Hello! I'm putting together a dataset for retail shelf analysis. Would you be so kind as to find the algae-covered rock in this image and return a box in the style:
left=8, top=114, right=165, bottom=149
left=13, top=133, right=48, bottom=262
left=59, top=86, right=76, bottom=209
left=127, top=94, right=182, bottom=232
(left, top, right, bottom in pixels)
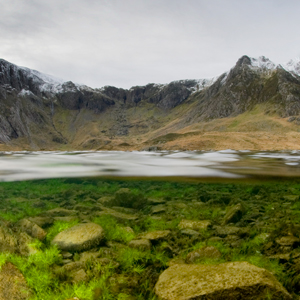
left=111, top=188, right=148, bottom=209
left=139, top=230, right=171, bottom=241
left=276, top=235, right=300, bottom=247
left=214, top=225, right=249, bottom=237
left=71, top=269, right=88, bottom=283
left=151, top=205, right=166, bottom=214
left=180, top=229, right=200, bottom=236
left=44, top=208, right=77, bottom=217
left=96, top=208, right=138, bottom=221
left=51, top=223, right=104, bottom=252
left=185, top=246, right=221, bottom=263
left=222, top=203, right=245, bottom=225
left=17, top=219, right=47, bottom=241
left=128, top=239, right=151, bottom=250
left=178, top=220, right=211, bottom=231
left=0, top=226, right=18, bottom=253
left=154, top=262, right=292, bottom=300
left=0, top=263, right=33, bottom=300
left=28, top=216, right=54, bottom=228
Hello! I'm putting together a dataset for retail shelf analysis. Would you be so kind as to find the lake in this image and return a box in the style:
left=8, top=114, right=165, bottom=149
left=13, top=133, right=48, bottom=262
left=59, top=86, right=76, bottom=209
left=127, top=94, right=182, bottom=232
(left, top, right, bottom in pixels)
left=0, top=150, right=299, bottom=299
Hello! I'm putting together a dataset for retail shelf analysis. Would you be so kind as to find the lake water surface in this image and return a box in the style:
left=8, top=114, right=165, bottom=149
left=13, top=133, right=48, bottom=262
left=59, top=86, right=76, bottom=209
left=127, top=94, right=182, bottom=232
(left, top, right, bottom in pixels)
left=1, top=150, right=300, bottom=181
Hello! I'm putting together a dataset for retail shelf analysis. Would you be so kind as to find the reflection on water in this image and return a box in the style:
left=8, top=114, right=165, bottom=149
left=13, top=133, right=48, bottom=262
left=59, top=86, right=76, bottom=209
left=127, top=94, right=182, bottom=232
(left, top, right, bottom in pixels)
left=0, top=150, right=300, bottom=181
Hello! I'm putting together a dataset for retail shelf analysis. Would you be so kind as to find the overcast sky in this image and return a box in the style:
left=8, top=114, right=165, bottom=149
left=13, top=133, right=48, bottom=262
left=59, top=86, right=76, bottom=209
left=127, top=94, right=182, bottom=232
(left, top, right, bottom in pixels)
left=1, top=0, right=299, bottom=88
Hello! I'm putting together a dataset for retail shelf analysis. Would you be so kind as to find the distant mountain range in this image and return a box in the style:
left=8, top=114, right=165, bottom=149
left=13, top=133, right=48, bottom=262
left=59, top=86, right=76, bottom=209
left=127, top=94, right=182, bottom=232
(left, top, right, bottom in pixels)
left=1, top=55, right=300, bottom=151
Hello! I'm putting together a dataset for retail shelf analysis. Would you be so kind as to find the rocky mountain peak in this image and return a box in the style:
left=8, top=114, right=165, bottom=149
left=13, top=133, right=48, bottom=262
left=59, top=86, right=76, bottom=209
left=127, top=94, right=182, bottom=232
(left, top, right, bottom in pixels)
left=282, top=58, right=300, bottom=77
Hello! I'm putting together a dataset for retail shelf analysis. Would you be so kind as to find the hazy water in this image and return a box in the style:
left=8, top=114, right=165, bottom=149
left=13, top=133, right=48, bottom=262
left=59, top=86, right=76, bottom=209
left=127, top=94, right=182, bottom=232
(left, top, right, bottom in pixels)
left=0, top=150, right=300, bottom=182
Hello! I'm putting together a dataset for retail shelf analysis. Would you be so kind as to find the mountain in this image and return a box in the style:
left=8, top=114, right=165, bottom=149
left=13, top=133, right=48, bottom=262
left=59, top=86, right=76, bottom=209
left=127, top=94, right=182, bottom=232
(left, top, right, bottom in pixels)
left=1, top=56, right=300, bottom=151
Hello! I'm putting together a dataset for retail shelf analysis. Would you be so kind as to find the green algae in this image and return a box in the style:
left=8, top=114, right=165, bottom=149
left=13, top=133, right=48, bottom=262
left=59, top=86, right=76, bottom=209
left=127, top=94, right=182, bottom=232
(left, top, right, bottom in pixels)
left=0, top=178, right=300, bottom=299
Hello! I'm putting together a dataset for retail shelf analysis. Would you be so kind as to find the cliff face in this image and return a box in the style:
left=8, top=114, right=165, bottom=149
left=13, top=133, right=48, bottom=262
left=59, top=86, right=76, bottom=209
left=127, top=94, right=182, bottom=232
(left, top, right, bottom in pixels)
left=0, top=56, right=300, bottom=150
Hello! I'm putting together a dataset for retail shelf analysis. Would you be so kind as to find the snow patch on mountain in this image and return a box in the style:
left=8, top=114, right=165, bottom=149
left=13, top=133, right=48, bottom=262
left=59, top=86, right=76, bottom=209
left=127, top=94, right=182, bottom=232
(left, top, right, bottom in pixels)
left=18, top=89, right=35, bottom=97
left=249, top=56, right=276, bottom=70
left=282, top=58, right=300, bottom=77
left=19, top=67, right=65, bottom=85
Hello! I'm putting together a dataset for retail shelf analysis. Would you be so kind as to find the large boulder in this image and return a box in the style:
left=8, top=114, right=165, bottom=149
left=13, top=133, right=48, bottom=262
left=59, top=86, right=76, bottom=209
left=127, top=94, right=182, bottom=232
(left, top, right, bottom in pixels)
left=0, top=263, right=32, bottom=300
left=51, top=223, right=104, bottom=252
left=154, top=262, right=292, bottom=300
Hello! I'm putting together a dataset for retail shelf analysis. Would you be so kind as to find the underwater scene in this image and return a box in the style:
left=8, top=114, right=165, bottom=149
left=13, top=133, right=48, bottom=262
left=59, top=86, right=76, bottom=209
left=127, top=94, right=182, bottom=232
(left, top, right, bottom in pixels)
left=1, top=151, right=300, bottom=299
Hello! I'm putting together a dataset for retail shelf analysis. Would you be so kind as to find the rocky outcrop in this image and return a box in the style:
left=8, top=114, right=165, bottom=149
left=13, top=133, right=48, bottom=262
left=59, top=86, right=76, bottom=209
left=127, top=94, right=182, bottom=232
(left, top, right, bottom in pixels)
left=154, top=262, right=292, bottom=300
left=1, top=55, right=300, bottom=149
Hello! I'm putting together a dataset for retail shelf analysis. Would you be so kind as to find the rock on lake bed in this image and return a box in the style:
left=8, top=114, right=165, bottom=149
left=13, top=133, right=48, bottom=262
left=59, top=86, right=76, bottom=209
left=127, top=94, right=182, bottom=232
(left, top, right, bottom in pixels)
left=154, top=262, right=292, bottom=300
left=51, top=223, right=105, bottom=252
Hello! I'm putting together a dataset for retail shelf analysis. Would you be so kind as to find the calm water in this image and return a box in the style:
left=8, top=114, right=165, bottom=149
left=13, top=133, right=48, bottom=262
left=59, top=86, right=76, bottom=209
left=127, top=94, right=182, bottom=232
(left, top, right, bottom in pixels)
left=0, top=150, right=300, bottom=181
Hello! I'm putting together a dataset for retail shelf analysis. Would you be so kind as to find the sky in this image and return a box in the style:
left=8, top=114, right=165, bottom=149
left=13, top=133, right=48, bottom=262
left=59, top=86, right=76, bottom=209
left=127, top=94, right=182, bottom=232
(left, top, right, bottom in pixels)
left=1, top=0, right=300, bottom=89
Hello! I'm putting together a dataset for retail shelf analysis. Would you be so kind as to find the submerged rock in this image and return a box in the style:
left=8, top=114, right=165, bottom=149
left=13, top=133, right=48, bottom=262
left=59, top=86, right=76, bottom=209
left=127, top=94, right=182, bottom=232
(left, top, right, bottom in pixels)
left=17, top=219, right=47, bottom=241
left=0, top=226, right=18, bottom=253
left=185, top=246, right=221, bottom=263
left=0, top=263, right=32, bottom=300
left=178, top=220, right=211, bottom=231
left=51, top=223, right=104, bottom=252
left=128, top=239, right=151, bottom=250
left=276, top=236, right=300, bottom=247
left=138, top=230, right=171, bottom=241
left=154, top=262, right=292, bottom=300
left=214, top=225, right=249, bottom=238
left=222, top=203, right=245, bottom=225
left=28, top=216, right=54, bottom=228
left=44, top=208, right=77, bottom=217
left=96, top=210, right=138, bottom=221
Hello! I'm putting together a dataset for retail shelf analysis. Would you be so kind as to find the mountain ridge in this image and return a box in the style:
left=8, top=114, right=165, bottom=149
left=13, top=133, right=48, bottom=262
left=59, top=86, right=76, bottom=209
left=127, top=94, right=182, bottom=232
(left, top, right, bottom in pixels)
left=1, top=55, right=300, bottom=151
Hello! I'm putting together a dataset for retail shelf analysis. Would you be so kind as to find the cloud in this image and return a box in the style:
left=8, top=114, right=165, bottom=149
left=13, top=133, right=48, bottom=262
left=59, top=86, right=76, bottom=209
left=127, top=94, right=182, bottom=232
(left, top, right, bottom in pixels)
left=0, top=0, right=300, bottom=88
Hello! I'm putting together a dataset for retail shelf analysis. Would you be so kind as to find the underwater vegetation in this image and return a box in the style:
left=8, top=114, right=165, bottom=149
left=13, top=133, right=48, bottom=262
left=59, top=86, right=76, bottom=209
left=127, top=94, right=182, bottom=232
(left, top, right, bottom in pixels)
left=0, top=178, right=300, bottom=299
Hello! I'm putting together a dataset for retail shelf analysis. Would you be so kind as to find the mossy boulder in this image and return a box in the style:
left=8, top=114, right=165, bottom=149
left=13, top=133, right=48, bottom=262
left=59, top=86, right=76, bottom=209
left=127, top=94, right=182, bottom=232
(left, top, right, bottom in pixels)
left=51, top=223, right=105, bottom=252
left=154, top=262, right=292, bottom=300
